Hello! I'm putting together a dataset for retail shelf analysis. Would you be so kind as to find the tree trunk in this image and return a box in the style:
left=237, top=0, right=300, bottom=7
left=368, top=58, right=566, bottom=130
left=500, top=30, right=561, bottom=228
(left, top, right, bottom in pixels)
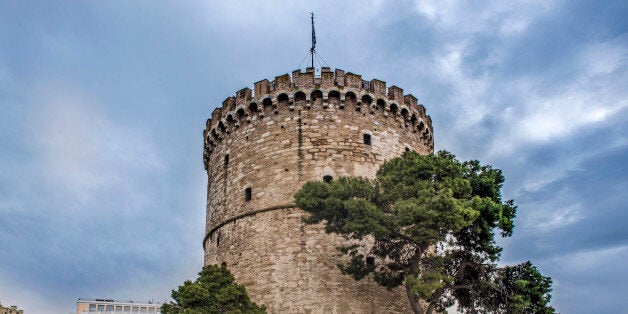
left=405, top=280, right=423, bottom=314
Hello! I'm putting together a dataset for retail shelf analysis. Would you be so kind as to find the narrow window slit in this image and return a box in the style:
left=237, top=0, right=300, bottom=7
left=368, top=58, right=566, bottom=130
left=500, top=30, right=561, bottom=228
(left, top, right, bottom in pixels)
left=245, top=187, right=252, bottom=201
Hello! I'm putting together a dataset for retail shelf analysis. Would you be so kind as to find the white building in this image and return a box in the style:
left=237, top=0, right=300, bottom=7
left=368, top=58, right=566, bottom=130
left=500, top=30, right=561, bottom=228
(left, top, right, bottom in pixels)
left=76, top=299, right=162, bottom=314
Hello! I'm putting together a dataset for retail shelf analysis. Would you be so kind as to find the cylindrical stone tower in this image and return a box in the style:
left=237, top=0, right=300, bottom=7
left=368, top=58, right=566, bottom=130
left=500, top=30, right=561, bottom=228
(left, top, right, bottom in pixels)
left=202, top=67, right=434, bottom=313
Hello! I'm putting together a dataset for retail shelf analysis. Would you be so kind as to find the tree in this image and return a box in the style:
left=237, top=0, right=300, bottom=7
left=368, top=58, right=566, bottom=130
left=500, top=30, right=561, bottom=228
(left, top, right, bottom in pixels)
left=294, top=150, right=554, bottom=313
left=161, top=264, right=266, bottom=314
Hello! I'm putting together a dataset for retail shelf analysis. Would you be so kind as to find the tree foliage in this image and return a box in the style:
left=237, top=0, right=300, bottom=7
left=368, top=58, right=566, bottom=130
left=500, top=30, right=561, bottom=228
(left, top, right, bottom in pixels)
left=294, top=150, right=554, bottom=314
left=161, top=264, right=266, bottom=314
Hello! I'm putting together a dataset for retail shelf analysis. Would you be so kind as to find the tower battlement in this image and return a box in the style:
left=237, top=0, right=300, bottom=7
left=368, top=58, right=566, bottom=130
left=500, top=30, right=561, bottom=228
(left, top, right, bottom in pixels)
left=203, top=68, right=433, bottom=170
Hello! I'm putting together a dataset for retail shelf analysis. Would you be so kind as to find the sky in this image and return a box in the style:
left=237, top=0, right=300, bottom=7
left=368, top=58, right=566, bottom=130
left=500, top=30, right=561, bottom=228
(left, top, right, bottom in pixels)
left=0, top=1, right=626, bottom=313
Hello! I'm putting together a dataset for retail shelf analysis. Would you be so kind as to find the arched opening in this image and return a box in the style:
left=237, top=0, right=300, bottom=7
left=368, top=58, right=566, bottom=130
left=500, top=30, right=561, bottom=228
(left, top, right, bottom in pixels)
left=278, top=93, right=289, bottom=107
left=262, top=97, right=273, bottom=114
left=400, top=108, right=409, bottom=119
left=218, top=121, right=226, bottom=133
left=226, top=113, right=235, bottom=124
left=295, top=91, right=306, bottom=106
left=376, top=99, right=386, bottom=111
left=248, top=102, right=259, bottom=113
left=418, top=121, right=425, bottom=132
left=236, top=108, right=246, bottom=120
left=328, top=91, right=340, bottom=107
left=410, top=114, right=418, bottom=125
left=361, top=95, right=373, bottom=106
left=311, top=90, right=323, bottom=108
left=390, top=103, right=399, bottom=115
left=345, top=92, right=357, bottom=108
left=323, top=175, right=333, bottom=183
left=221, top=262, right=227, bottom=268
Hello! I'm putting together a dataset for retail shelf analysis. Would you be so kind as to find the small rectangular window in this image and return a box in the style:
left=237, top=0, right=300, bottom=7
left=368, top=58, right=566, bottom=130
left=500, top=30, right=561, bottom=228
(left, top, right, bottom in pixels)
left=363, top=133, right=372, bottom=145
left=89, top=304, right=96, bottom=311
left=224, top=154, right=229, bottom=166
left=245, top=187, right=252, bottom=201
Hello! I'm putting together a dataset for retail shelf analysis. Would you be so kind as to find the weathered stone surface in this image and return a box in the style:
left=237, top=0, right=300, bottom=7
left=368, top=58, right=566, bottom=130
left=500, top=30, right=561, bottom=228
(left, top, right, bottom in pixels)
left=202, top=69, right=434, bottom=313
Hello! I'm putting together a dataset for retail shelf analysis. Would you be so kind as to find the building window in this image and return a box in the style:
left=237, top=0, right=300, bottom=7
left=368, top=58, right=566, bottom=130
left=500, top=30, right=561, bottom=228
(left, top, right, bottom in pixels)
left=366, top=256, right=375, bottom=267
left=106, top=305, right=114, bottom=311
left=216, top=234, right=220, bottom=247
left=98, top=305, right=105, bottom=312
left=224, top=154, right=229, bottom=166
left=124, top=306, right=131, bottom=312
left=89, top=304, right=96, bottom=311
left=245, top=187, right=252, bottom=201
left=323, top=175, right=333, bottom=183
left=363, top=133, right=372, bottom=145
left=221, top=262, right=227, bottom=268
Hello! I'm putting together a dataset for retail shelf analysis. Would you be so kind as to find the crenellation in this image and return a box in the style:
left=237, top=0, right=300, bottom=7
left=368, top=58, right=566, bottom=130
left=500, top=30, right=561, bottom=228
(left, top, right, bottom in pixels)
left=320, top=68, right=334, bottom=88
left=294, top=70, right=315, bottom=90
left=211, top=107, right=222, bottom=124
left=344, top=72, right=362, bottom=89
left=388, top=85, right=403, bottom=101
left=404, top=94, right=417, bottom=107
left=254, top=79, right=271, bottom=97
left=236, top=88, right=252, bottom=106
left=223, top=96, right=236, bottom=112
left=370, top=79, right=386, bottom=96
left=273, top=74, right=292, bottom=91
left=334, top=69, right=345, bottom=86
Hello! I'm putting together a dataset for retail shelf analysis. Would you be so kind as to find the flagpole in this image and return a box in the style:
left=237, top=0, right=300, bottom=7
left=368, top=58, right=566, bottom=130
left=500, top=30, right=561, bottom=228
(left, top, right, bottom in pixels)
left=311, top=13, right=316, bottom=69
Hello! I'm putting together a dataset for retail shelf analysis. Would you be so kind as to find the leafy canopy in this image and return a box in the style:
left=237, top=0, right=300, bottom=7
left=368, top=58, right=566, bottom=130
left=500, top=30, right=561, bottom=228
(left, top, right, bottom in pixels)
left=161, top=264, right=266, bottom=314
left=295, top=150, right=554, bottom=314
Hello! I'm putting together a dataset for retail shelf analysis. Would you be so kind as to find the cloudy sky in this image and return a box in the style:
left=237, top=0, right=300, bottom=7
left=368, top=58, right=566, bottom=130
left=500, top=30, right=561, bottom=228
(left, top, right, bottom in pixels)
left=0, top=1, right=626, bottom=313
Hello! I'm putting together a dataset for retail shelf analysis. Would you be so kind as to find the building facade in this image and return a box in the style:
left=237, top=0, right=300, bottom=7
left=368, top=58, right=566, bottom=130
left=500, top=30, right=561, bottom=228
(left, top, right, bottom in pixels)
left=202, top=67, right=434, bottom=313
left=76, top=299, right=161, bottom=314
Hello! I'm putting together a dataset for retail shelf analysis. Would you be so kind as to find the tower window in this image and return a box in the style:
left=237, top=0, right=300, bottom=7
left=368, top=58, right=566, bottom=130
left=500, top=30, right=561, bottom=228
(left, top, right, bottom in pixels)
left=224, top=154, right=229, bottom=166
left=216, top=234, right=220, bottom=247
left=366, top=256, right=375, bottom=267
left=323, top=175, right=333, bottom=183
left=245, top=187, right=252, bottom=201
left=363, top=133, right=372, bottom=145
left=221, top=262, right=227, bottom=268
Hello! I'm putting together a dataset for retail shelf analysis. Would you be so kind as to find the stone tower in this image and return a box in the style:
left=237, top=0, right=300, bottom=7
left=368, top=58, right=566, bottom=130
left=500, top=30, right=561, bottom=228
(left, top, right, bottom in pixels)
left=202, top=67, right=434, bottom=313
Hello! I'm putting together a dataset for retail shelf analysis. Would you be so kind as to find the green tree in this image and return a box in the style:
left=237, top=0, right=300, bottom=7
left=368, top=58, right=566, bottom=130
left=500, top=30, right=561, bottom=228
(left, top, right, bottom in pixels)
left=161, top=264, right=266, bottom=314
left=294, top=150, right=554, bottom=314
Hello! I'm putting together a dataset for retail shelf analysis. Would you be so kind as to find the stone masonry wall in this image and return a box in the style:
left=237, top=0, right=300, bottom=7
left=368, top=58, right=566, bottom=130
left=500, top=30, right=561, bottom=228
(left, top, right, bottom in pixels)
left=202, top=68, right=434, bottom=313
